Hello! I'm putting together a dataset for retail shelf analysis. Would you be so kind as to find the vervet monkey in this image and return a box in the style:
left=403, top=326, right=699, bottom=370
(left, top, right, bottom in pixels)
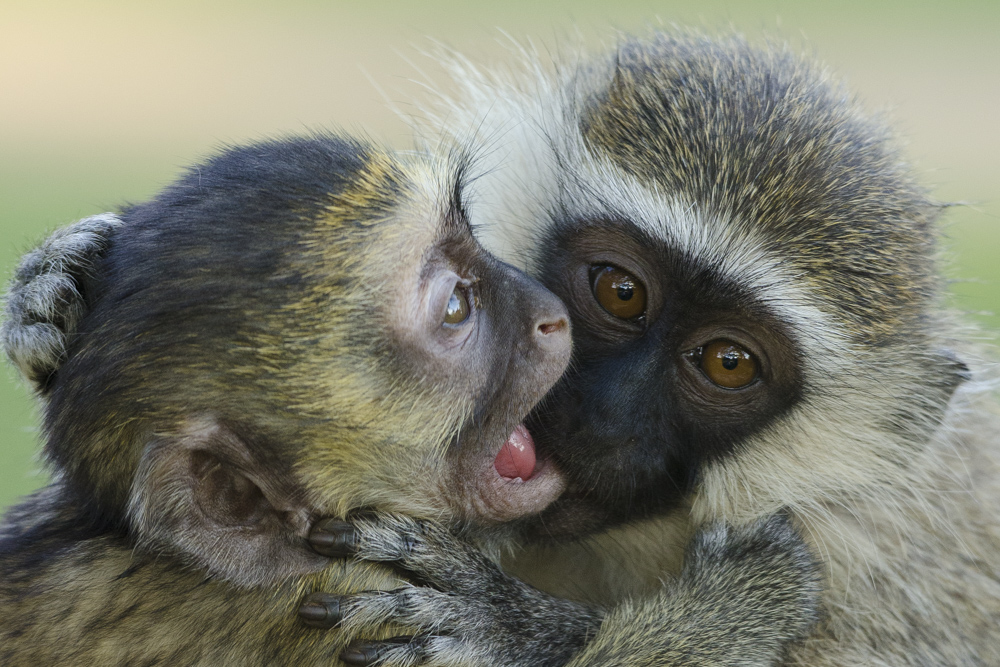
left=0, top=134, right=574, bottom=662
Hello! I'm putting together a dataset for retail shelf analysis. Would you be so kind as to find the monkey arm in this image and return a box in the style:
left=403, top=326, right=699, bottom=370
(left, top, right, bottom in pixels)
left=298, top=513, right=820, bottom=667
left=561, top=517, right=821, bottom=667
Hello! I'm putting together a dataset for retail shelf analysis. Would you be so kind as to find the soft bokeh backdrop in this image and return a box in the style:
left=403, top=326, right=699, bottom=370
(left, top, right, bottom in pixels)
left=2, top=0, right=998, bottom=510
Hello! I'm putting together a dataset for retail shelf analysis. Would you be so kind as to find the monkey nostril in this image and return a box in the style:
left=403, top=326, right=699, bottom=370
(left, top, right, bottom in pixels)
left=538, top=318, right=568, bottom=336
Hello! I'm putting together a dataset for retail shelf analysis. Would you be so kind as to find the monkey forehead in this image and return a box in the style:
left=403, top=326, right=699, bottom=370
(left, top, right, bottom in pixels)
left=570, top=36, right=939, bottom=345
left=287, top=148, right=477, bottom=381
left=303, top=150, right=470, bottom=277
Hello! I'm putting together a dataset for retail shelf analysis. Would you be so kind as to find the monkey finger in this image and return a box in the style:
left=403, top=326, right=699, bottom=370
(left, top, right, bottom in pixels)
left=309, top=512, right=498, bottom=595
left=300, top=587, right=477, bottom=636
left=309, top=514, right=422, bottom=564
left=298, top=592, right=346, bottom=629
left=308, top=518, right=359, bottom=558
left=348, top=513, right=496, bottom=589
left=299, top=589, right=403, bottom=632
left=341, top=636, right=427, bottom=667
left=340, top=635, right=446, bottom=667
left=342, top=635, right=467, bottom=667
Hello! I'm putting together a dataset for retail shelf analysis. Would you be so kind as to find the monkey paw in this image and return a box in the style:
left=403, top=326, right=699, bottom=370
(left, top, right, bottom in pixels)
left=681, top=513, right=823, bottom=646
left=298, top=512, right=603, bottom=667
left=1, top=212, right=122, bottom=390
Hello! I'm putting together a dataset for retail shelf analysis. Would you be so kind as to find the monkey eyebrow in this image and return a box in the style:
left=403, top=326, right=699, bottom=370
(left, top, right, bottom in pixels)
left=442, top=159, right=473, bottom=235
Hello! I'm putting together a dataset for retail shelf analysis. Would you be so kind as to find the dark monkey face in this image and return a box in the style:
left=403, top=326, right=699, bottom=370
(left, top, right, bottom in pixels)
left=523, top=220, right=802, bottom=537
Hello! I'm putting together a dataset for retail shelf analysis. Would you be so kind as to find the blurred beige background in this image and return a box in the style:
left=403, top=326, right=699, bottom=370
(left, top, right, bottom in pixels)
left=2, top=0, right=998, bottom=510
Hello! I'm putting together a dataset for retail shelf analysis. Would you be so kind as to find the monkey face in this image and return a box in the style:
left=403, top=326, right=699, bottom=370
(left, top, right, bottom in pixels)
left=364, top=199, right=572, bottom=526
left=522, top=218, right=802, bottom=536
left=276, top=146, right=572, bottom=531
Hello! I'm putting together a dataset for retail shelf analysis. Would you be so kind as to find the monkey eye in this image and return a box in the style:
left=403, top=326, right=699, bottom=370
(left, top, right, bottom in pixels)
left=691, top=340, right=759, bottom=389
left=590, top=265, right=646, bottom=320
left=443, top=285, right=472, bottom=325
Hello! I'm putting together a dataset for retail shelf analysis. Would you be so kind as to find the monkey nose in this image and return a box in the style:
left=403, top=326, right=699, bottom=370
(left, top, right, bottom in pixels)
left=532, top=290, right=570, bottom=341
left=537, top=315, right=568, bottom=337
left=530, top=292, right=571, bottom=379
left=537, top=315, right=568, bottom=336
left=534, top=309, right=571, bottom=359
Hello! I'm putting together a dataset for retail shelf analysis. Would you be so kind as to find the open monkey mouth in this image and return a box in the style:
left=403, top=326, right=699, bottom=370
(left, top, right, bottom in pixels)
left=462, top=422, right=565, bottom=523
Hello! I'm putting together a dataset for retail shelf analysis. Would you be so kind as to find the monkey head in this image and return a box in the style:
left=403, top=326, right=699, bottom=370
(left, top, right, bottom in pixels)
left=3, top=135, right=570, bottom=585
left=425, top=33, right=969, bottom=538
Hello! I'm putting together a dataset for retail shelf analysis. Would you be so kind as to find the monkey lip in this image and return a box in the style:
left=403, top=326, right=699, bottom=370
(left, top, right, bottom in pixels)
left=465, top=424, right=565, bottom=523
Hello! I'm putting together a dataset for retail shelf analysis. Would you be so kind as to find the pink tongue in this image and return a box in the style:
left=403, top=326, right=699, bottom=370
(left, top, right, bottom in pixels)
left=494, top=424, right=537, bottom=481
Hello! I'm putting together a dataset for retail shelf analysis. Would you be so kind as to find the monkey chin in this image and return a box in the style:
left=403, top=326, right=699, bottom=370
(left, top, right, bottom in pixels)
left=456, top=424, right=566, bottom=524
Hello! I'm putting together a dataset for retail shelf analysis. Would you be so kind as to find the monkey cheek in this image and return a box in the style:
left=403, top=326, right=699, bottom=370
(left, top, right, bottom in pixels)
left=460, top=457, right=566, bottom=523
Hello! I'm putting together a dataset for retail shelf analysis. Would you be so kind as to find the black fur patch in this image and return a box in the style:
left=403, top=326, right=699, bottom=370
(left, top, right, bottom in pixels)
left=524, top=216, right=802, bottom=536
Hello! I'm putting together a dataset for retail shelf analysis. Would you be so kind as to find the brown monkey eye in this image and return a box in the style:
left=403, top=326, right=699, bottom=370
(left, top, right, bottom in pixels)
left=590, top=265, right=647, bottom=320
left=443, top=286, right=471, bottom=325
left=698, top=340, right=758, bottom=389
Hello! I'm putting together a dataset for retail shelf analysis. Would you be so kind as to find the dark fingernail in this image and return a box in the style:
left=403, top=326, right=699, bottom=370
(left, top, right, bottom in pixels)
left=298, top=593, right=343, bottom=628
left=341, top=637, right=417, bottom=666
left=340, top=642, right=380, bottom=666
left=309, top=518, right=358, bottom=558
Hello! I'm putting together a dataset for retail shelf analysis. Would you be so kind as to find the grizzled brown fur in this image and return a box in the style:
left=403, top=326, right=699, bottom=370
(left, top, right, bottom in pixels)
left=580, top=35, right=938, bottom=344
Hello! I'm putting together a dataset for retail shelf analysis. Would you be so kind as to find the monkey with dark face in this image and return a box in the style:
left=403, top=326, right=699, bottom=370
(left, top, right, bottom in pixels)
left=0, top=134, right=582, bottom=662
left=1, top=131, right=820, bottom=665
left=286, top=32, right=1000, bottom=666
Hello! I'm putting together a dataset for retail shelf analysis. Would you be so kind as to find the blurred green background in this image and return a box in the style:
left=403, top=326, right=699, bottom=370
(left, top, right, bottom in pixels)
left=2, top=0, right=998, bottom=511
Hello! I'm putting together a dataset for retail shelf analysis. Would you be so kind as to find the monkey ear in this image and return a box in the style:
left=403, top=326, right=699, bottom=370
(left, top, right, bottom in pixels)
left=128, top=417, right=327, bottom=587
left=2, top=213, right=122, bottom=393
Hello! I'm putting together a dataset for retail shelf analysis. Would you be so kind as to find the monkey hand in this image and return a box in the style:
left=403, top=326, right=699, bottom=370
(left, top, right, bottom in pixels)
left=562, top=513, right=823, bottom=667
left=298, top=512, right=604, bottom=667
left=2, top=212, right=122, bottom=390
